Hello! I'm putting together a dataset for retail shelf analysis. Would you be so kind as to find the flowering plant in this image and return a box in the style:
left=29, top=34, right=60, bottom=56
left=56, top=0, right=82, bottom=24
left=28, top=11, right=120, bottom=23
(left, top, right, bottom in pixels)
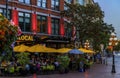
left=0, top=13, right=18, bottom=41
left=0, top=13, right=18, bottom=61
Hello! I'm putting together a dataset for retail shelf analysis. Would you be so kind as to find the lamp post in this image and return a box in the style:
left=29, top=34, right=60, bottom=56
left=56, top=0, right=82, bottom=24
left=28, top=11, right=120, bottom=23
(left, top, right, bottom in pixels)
left=6, top=0, right=8, bottom=19
left=109, top=32, right=118, bottom=73
left=84, top=40, right=90, bottom=49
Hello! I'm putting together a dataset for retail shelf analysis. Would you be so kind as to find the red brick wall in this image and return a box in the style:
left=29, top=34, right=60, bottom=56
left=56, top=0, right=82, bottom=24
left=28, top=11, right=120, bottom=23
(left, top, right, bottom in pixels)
left=0, top=0, right=67, bottom=35
left=0, top=0, right=64, bottom=16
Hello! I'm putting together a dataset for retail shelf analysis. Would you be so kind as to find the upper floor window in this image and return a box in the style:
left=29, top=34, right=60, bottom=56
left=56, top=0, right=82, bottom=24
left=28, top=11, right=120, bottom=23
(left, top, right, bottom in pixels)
left=64, top=22, right=72, bottom=37
left=37, top=15, right=47, bottom=33
left=51, top=0, right=60, bottom=11
left=18, top=12, right=31, bottom=32
left=0, top=8, right=11, bottom=20
left=64, top=0, right=72, bottom=10
left=51, top=18, right=59, bottom=35
left=37, top=0, right=47, bottom=8
left=18, top=0, right=30, bottom=4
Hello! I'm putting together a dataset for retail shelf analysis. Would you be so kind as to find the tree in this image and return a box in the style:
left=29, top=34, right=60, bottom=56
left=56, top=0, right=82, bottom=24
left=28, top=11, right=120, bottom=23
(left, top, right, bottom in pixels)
left=61, top=2, right=114, bottom=51
left=0, top=13, right=18, bottom=61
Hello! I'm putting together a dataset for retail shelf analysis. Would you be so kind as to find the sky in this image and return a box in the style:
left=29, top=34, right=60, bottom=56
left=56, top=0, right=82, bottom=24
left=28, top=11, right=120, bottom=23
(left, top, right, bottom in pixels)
left=94, top=0, right=120, bottom=39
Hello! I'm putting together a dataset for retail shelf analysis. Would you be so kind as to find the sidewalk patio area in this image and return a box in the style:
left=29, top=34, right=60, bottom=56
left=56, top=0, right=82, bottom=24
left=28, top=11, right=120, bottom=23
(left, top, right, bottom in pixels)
left=1, top=56, right=120, bottom=78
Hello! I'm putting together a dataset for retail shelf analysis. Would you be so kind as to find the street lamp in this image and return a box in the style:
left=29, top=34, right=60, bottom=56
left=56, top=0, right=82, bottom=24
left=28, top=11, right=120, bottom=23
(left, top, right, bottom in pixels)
left=109, top=32, right=118, bottom=73
left=84, top=40, right=90, bottom=49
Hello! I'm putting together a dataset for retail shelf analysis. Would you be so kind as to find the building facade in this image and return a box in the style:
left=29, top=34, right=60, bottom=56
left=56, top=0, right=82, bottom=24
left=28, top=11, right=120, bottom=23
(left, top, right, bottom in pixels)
left=0, top=0, right=94, bottom=48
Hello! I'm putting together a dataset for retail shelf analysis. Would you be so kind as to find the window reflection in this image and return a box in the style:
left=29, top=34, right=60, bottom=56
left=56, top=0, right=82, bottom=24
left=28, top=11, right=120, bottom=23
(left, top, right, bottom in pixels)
left=0, top=8, right=11, bottom=20
left=64, top=22, right=72, bottom=37
left=51, top=18, right=59, bottom=35
left=37, top=15, right=47, bottom=33
left=18, top=0, right=30, bottom=4
left=37, top=0, right=47, bottom=8
left=51, top=0, right=60, bottom=11
left=18, top=12, right=31, bottom=32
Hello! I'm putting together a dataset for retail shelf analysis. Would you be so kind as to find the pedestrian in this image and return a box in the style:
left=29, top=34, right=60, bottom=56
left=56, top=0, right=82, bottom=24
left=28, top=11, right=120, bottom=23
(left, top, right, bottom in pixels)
left=101, top=56, right=104, bottom=64
left=79, top=61, right=84, bottom=72
left=96, top=53, right=101, bottom=64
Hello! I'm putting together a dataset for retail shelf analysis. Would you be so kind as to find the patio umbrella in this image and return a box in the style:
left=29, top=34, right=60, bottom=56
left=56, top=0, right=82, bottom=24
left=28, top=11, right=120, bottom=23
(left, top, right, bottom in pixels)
left=14, top=44, right=29, bottom=52
left=68, top=49, right=84, bottom=54
left=27, top=44, right=46, bottom=52
left=79, top=48, right=95, bottom=54
left=44, top=47, right=57, bottom=53
left=57, top=48, right=72, bottom=53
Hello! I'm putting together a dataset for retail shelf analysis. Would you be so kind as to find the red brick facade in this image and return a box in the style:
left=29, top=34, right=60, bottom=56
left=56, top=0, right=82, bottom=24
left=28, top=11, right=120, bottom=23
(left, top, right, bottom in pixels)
left=0, top=0, right=72, bottom=47
left=0, top=0, right=65, bottom=36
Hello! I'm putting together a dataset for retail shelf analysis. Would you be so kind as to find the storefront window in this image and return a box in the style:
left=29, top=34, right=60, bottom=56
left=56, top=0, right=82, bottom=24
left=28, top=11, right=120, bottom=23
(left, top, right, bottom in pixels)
left=37, top=0, right=47, bottom=8
left=37, top=15, right=47, bottom=33
left=19, top=12, right=31, bottom=32
left=51, top=18, right=59, bottom=35
left=51, top=0, right=60, bottom=11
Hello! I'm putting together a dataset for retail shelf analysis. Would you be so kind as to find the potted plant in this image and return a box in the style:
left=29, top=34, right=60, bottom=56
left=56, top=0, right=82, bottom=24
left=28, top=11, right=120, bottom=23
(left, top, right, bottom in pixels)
left=16, top=52, right=30, bottom=75
left=57, top=55, right=70, bottom=74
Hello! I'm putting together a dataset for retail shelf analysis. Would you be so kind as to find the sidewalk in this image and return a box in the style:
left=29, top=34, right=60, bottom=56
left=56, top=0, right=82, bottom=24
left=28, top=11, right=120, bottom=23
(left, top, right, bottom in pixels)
left=1, top=63, right=120, bottom=78
left=1, top=56, right=120, bottom=78
left=36, top=64, right=120, bottom=78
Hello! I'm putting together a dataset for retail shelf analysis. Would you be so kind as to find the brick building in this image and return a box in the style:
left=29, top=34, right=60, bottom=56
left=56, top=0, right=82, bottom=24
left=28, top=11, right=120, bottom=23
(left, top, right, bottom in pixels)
left=0, top=0, right=94, bottom=48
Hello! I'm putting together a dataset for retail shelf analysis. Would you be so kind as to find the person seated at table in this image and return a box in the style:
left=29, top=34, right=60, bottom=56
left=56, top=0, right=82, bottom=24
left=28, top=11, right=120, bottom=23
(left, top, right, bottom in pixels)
left=36, top=62, right=41, bottom=71
left=0, top=60, right=8, bottom=75
left=1, top=60, right=7, bottom=67
left=54, top=60, right=59, bottom=71
left=41, top=60, right=47, bottom=66
left=25, top=64, right=30, bottom=71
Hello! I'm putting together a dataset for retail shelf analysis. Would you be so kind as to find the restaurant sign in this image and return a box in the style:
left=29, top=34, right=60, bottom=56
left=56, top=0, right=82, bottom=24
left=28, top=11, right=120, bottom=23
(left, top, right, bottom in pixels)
left=17, top=35, right=34, bottom=41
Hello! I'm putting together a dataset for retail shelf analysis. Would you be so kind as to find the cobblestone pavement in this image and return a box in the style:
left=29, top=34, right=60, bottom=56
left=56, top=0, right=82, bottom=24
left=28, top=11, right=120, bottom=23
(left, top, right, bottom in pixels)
left=1, top=56, right=120, bottom=78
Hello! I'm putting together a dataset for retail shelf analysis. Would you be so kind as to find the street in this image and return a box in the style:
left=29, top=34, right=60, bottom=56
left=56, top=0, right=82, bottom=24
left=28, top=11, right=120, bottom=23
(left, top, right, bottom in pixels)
left=1, top=56, right=120, bottom=78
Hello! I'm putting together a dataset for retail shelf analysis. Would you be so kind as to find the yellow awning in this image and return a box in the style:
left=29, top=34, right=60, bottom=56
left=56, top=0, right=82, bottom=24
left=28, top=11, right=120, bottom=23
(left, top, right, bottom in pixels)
left=56, top=48, right=72, bottom=53
left=79, top=48, right=95, bottom=54
left=27, top=44, right=46, bottom=52
left=14, top=44, right=29, bottom=52
left=27, top=44, right=57, bottom=53
left=44, top=47, right=57, bottom=53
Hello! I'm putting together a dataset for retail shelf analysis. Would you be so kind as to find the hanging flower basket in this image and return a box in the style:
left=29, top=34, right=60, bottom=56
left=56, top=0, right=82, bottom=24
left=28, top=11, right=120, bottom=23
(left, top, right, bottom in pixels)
left=0, top=13, right=18, bottom=41
left=0, top=13, right=19, bottom=60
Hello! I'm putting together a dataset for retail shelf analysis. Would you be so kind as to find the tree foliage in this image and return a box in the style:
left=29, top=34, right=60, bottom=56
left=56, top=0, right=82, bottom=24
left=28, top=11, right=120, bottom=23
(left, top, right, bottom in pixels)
left=61, top=2, right=114, bottom=51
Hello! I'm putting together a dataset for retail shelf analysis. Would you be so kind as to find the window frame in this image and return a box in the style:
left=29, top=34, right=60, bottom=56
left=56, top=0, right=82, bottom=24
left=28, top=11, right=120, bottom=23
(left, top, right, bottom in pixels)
left=0, top=8, right=11, bottom=20
left=18, top=12, right=31, bottom=32
left=64, top=21, right=72, bottom=37
left=37, top=15, right=47, bottom=33
left=51, top=0, right=60, bottom=11
left=51, top=18, right=60, bottom=35
left=18, top=0, right=30, bottom=4
left=37, top=0, right=47, bottom=8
